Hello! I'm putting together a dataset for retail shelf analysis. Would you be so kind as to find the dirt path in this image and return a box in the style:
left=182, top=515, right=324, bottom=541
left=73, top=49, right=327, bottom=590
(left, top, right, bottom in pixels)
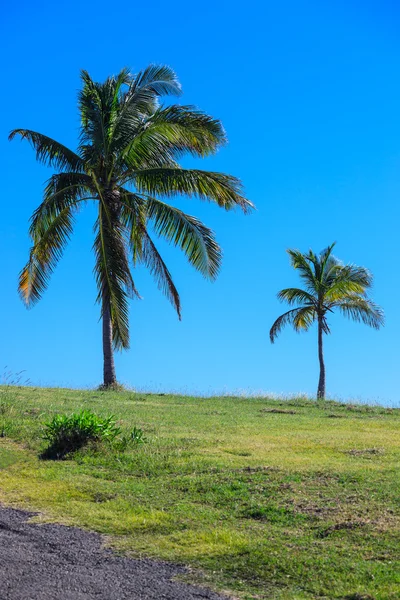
left=0, top=506, right=231, bottom=599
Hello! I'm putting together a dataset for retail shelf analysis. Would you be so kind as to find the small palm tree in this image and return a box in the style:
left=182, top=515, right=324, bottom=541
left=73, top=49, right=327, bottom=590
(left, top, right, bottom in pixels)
left=270, top=243, right=384, bottom=399
left=10, top=66, right=253, bottom=387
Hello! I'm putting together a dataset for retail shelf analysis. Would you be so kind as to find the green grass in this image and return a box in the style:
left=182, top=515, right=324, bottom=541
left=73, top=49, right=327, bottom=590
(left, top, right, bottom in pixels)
left=0, top=385, right=399, bottom=599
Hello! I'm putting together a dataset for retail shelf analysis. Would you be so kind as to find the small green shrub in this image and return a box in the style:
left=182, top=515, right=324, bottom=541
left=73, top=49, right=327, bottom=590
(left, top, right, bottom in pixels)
left=41, top=410, right=121, bottom=459
left=0, top=424, right=10, bottom=438
left=113, top=426, right=146, bottom=451
left=129, top=426, right=145, bottom=444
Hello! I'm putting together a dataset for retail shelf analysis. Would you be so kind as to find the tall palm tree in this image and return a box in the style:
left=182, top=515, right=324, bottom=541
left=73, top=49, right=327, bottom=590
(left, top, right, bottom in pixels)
left=269, top=243, right=383, bottom=399
left=10, top=66, right=253, bottom=387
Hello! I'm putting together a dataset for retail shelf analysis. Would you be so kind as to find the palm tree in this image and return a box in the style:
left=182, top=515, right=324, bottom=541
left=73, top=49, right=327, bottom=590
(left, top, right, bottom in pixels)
left=269, top=243, right=383, bottom=399
left=10, top=66, right=253, bottom=388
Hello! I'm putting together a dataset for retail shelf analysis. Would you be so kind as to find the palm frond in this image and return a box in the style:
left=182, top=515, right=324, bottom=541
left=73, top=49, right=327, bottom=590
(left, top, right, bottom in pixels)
left=293, top=306, right=317, bottom=331
left=151, top=104, right=226, bottom=152
left=9, top=129, right=83, bottom=172
left=107, top=68, right=135, bottom=143
left=119, top=192, right=181, bottom=315
left=306, top=243, right=336, bottom=282
left=131, top=64, right=182, bottom=99
left=141, top=229, right=181, bottom=318
left=134, top=168, right=253, bottom=213
left=336, top=296, right=384, bottom=329
left=31, top=172, right=94, bottom=239
left=115, top=105, right=227, bottom=171
left=287, top=249, right=318, bottom=292
left=118, top=189, right=146, bottom=265
left=118, top=133, right=179, bottom=172
left=79, top=70, right=103, bottom=126
left=78, top=71, right=110, bottom=165
left=110, top=65, right=182, bottom=151
left=93, top=208, right=139, bottom=350
left=277, top=288, right=316, bottom=306
left=19, top=207, right=76, bottom=306
left=137, top=105, right=225, bottom=157
left=270, top=306, right=316, bottom=343
left=145, top=195, right=221, bottom=279
left=324, top=265, right=374, bottom=302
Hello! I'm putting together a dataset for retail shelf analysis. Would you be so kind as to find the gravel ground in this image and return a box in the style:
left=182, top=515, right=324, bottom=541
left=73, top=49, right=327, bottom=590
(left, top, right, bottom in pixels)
left=0, top=506, right=231, bottom=600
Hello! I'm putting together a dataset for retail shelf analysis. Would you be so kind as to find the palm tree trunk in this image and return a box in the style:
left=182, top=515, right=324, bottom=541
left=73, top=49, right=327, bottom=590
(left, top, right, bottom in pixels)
left=101, top=188, right=121, bottom=388
left=102, top=290, right=116, bottom=387
left=317, top=318, right=326, bottom=399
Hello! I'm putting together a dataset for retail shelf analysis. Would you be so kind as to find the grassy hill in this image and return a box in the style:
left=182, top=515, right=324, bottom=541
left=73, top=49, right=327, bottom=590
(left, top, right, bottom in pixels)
left=0, top=386, right=399, bottom=599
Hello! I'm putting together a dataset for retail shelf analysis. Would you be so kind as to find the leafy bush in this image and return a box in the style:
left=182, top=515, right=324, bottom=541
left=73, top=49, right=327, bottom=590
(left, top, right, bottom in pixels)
left=113, top=426, right=146, bottom=451
left=41, top=410, right=121, bottom=459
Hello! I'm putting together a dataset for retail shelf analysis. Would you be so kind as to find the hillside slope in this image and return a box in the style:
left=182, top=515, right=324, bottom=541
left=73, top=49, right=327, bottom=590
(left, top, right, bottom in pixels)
left=1, top=387, right=399, bottom=599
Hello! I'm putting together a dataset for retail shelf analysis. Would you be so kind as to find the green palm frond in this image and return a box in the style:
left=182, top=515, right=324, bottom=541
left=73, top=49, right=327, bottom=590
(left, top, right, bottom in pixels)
left=93, top=209, right=139, bottom=350
left=137, top=105, right=226, bottom=157
left=141, top=229, right=181, bottom=318
left=118, top=190, right=146, bottom=265
left=130, top=64, right=182, bottom=99
left=336, top=296, right=384, bottom=329
left=107, top=68, right=138, bottom=144
left=110, top=66, right=182, bottom=148
left=80, top=68, right=132, bottom=151
left=119, top=190, right=222, bottom=280
left=116, top=105, right=226, bottom=171
left=270, top=306, right=316, bottom=343
left=119, top=133, right=179, bottom=172
left=30, top=172, right=94, bottom=239
left=19, top=207, right=76, bottom=306
left=8, top=130, right=83, bottom=172
left=78, top=71, right=110, bottom=164
left=287, top=249, right=318, bottom=292
left=277, top=288, right=316, bottom=306
left=292, top=306, right=317, bottom=331
left=305, top=243, right=336, bottom=282
left=79, top=70, right=104, bottom=124
left=119, top=191, right=181, bottom=316
left=134, top=168, right=253, bottom=213
left=145, top=196, right=222, bottom=279
left=324, top=265, right=374, bottom=302
left=151, top=105, right=226, bottom=153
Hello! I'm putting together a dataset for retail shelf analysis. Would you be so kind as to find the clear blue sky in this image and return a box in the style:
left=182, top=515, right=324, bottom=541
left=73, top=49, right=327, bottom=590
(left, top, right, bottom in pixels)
left=2, top=0, right=400, bottom=404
